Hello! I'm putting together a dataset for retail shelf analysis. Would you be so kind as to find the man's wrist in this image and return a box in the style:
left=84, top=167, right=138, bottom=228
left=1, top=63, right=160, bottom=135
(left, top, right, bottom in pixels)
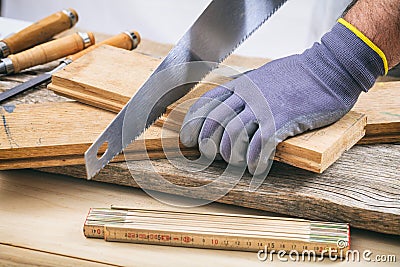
left=337, top=18, right=388, bottom=75
left=343, top=0, right=400, bottom=70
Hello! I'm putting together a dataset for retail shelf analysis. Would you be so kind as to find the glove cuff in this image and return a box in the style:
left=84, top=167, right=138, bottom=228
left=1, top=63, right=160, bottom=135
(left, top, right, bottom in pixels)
left=317, top=19, right=386, bottom=94
left=337, top=18, right=388, bottom=75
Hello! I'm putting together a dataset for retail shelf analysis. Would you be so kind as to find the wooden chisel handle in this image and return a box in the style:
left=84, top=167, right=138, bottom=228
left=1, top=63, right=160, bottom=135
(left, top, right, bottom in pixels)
left=67, top=31, right=141, bottom=62
left=0, top=8, right=79, bottom=58
left=4, top=32, right=94, bottom=74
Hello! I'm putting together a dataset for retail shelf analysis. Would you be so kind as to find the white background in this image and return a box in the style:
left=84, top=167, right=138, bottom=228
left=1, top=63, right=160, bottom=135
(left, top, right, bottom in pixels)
left=1, top=0, right=351, bottom=59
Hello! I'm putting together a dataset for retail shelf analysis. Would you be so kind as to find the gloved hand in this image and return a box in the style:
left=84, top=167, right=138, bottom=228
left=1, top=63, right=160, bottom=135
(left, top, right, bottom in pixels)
left=180, top=19, right=387, bottom=175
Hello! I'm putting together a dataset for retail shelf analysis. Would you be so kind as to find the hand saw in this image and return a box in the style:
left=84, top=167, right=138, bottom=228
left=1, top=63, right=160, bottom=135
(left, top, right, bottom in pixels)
left=85, top=0, right=287, bottom=179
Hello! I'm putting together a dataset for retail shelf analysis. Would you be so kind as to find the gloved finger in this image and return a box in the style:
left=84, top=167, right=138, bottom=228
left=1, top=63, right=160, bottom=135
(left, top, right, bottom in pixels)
left=187, top=85, right=232, bottom=114
left=180, top=85, right=232, bottom=147
left=246, top=129, right=276, bottom=176
left=219, top=107, right=258, bottom=166
left=198, top=93, right=245, bottom=159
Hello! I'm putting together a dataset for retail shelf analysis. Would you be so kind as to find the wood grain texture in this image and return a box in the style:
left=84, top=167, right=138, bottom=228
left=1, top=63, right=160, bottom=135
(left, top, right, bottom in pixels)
left=0, top=101, right=202, bottom=169
left=50, top=46, right=160, bottom=112
left=0, top=101, right=366, bottom=173
left=49, top=45, right=400, bottom=145
left=353, top=81, right=400, bottom=144
left=40, top=144, right=400, bottom=235
left=0, top=244, right=112, bottom=267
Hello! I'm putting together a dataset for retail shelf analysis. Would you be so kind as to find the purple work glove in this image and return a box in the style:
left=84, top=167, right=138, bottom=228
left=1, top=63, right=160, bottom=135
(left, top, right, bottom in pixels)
left=180, top=21, right=385, bottom=175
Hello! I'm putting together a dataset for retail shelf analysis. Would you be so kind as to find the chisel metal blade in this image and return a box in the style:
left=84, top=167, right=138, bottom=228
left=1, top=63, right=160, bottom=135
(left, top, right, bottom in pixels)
left=0, top=73, right=51, bottom=102
left=84, top=0, right=287, bottom=179
left=0, top=63, right=66, bottom=103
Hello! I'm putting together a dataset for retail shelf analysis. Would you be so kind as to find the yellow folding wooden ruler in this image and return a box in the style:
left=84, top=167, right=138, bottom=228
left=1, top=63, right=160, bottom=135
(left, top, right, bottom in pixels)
left=84, top=206, right=350, bottom=255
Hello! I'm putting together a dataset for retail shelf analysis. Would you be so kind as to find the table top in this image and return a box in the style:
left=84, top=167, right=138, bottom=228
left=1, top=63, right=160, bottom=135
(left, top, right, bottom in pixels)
left=1, top=170, right=399, bottom=267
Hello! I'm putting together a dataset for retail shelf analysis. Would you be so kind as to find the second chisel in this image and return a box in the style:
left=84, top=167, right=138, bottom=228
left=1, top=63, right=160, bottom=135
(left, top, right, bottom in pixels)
left=0, top=32, right=94, bottom=75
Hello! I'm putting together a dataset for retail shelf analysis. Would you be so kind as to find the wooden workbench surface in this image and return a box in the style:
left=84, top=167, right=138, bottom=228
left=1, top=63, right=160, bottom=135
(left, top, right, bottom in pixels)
left=0, top=35, right=399, bottom=266
left=1, top=170, right=399, bottom=266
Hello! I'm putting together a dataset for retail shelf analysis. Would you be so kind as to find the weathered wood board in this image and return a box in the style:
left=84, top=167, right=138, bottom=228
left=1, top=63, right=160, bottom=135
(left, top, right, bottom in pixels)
left=49, top=45, right=400, bottom=144
left=0, top=102, right=198, bottom=169
left=40, top=144, right=400, bottom=236
left=0, top=101, right=366, bottom=172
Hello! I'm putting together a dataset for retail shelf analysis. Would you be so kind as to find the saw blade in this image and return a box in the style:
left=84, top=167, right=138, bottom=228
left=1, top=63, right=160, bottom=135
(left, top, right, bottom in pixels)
left=85, top=0, right=287, bottom=179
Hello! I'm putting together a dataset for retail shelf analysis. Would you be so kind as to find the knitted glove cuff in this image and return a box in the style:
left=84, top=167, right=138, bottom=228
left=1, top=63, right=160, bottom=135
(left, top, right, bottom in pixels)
left=300, top=19, right=385, bottom=107
left=338, top=18, right=388, bottom=75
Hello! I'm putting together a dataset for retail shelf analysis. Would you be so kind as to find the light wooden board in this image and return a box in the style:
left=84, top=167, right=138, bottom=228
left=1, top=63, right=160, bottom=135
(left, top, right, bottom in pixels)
left=49, top=45, right=400, bottom=144
left=49, top=46, right=161, bottom=113
left=0, top=244, right=108, bottom=267
left=353, top=81, right=400, bottom=144
left=3, top=170, right=399, bottom=267
left=0, top=101, right=365, bottom=172
left=40, top=144, right=400, bottom=236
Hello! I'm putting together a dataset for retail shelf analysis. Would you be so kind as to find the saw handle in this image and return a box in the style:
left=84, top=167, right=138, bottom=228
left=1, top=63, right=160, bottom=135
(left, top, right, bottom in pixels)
left=9, top=32, right=95, bottom=73
left=2, top=8, right=79, bottom=56
left=67, top=31, right=141, bottom=62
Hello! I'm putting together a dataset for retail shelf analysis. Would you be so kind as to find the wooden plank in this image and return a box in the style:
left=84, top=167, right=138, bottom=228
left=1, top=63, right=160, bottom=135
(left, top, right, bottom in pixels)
left=275, top=113, right=366, bottom=171
left=50, top=46, right=161, bottom=113
left=40, top=144, right=400, bottom=236
left=0, top=101, right=365, bottom=172
left=353, top=82, right=400, bottom=144
left=49, top=45, right=400, bottom=144
left=0, top=102, right=199, bottom=170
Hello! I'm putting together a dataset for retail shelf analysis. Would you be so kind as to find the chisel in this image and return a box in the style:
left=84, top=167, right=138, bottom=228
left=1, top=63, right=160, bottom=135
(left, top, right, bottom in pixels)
left=0, top=32, right=94, bottom=75
left=0, top=8, right=78, bottom=58
left=0, top=31, right=140, bottom=103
